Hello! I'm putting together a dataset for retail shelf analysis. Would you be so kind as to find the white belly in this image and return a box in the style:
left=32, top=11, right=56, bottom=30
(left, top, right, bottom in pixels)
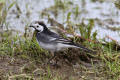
left=38, top=42, right=56, bottom=51
left=37, top=40, right=74, bottom=52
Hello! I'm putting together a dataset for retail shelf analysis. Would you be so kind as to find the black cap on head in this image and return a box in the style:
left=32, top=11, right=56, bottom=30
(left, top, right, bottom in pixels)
left=29, top=21, right=48, bottom=31
left=35, top=21, right=47, bottom=28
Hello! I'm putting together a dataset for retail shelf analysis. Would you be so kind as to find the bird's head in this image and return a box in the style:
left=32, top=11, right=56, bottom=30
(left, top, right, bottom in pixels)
left=29, top=21, right=48, bottom=32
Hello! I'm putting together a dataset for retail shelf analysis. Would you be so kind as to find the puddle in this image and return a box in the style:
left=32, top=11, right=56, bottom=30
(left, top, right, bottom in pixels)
left=6, top=0, right=120, bottom=42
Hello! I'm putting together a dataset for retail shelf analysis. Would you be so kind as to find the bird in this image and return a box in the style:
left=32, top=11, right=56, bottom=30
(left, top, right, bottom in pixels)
left=29, top=21, right=95, bottom=63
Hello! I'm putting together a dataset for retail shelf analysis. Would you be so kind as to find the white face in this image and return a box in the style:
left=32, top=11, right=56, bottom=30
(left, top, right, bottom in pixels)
left=30, top=22, right=44, bottom=32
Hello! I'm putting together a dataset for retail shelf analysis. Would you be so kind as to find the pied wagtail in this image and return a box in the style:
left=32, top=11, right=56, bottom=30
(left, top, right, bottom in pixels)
left=29, top=21, right=95, bottom=63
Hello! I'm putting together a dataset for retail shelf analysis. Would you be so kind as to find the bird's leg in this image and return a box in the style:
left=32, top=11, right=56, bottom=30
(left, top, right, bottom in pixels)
left=47, top=51, right=56, bottom=64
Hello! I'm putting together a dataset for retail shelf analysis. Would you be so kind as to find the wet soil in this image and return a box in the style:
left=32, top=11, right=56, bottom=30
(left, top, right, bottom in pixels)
left=0, top=51, right=103, bottom=80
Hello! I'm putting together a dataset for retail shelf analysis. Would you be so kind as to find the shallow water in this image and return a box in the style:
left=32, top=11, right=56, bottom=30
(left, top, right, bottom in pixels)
left=6, top=0, right=120, bottom=42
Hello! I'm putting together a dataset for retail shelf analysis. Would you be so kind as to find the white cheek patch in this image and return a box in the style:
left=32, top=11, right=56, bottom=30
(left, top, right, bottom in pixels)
left=31, top=22, right=44, bottom=32
left=36, top=25, right=44, bottom=32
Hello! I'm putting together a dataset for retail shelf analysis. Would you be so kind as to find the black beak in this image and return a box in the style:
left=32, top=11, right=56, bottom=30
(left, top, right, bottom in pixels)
left=29, top=24, right=36, bottom=28
left=29, top=25, right=37, bottom=30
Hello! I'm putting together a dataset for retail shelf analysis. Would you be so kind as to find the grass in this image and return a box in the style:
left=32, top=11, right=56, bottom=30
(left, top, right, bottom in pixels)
left=115, top=0, right=120, bottom=9
left=0, top=0, right=16, bottom=29
left=0, top=0, right=120, bottom=80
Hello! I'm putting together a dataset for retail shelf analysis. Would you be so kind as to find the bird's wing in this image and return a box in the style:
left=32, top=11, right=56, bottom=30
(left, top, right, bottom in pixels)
left=46, top=30, right=69, bottom=41
left=48, top=32, right=74, bottom=45
left=52, top=36, right=96, bottom=53
left=43, top=31, right=95, bottom=54
left=48, top=31, right=96, bottom=53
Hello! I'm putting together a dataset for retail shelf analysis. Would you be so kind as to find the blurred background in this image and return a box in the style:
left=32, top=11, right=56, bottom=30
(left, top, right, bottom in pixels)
left=1, top=0, right=120, bottom=42
left=0, top=0, right=120, bottom=79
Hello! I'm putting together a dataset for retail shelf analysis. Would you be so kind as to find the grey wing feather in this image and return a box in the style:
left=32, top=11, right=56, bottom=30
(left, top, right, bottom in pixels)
left=47, top=31, right=96, bottom=53
left=47, top=31, right=73, bottom=44
left=36, top=31, right=65, bottom=43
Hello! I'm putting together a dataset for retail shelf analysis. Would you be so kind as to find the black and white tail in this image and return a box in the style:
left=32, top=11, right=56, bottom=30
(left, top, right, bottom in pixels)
left=72, top=43, right=96, bottom=54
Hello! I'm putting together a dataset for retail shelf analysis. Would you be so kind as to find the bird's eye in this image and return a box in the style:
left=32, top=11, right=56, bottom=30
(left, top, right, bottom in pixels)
left=37, top=26, right=39, bottom=27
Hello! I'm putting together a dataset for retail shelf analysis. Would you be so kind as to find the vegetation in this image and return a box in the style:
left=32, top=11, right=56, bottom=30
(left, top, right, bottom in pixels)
left=0, top=0, right=120, bottom=80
